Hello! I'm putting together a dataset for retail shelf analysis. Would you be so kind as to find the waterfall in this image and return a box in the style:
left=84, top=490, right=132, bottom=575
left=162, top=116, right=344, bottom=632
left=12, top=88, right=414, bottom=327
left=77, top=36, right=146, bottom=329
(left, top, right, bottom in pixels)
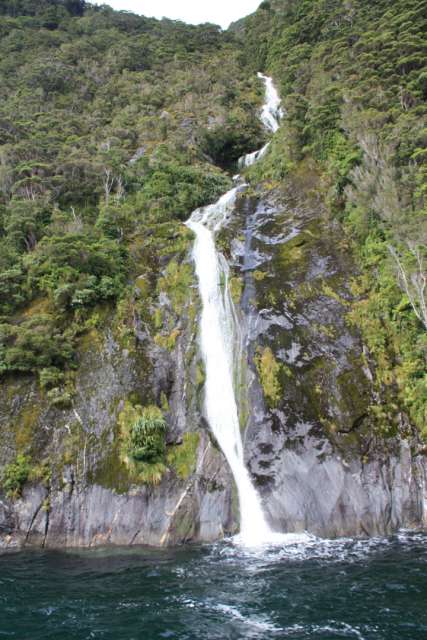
left=238, top=73, right=283, bottom=168
left=186, top=74, right=292, bottom=547
left=238, top=143, right=269, bottom=169
left=257, top=72, right=284, bottom=133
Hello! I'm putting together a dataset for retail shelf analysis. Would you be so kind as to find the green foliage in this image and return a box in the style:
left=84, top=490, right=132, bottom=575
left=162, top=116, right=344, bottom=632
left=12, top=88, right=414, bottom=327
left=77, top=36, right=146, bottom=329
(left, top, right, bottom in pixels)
left=128, top=407, right=167, bottom=463
left=0, top=1, right=86, bottom=19
left=113, top=400, right=170, bottom=485
left=254, top=346, right=282, bottom=408
left=39, top=366, right=65, bottom=390
left=115, top=399, right=201, bottom=485
left=200, top=113, right=265, bottom=167
left=0, top=315, right=75, bottom=374
left=1, top=454, right=30, bottom=499
left=157, top=260, right=193, bottom=315
left=167, top=432, right=200, bottom=479
left=0, top=266, right=27, bottom=314
left=25, top=234, right=127, bottom=310
left=0, top=0, right=263, bottom=386
left=229, top=276, right=243, bottom=305
left=135, top=159, right=231, bottom=221
left=348, top=240, right=427, bottom=436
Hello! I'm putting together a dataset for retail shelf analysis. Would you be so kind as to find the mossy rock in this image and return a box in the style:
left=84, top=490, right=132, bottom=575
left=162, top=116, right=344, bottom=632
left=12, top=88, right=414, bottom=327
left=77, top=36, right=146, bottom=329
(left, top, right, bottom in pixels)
left=167, top=432, right=200, bottom=480
left=254, top=346, right=283, bottom=408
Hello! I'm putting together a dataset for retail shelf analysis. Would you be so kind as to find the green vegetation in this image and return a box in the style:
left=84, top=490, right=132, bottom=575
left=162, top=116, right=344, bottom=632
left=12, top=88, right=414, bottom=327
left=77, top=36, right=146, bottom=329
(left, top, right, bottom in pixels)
left=0, top=0, right=425, bottom=501
left=113, top=400, right=200, bottom=486
left=229, top=276, right=244, bottom=305
left=242, top=0, right=427, bottom=436
left=254, top=346, right=282, bottom=408
left=1, top=454, right=30, bottom=498
left=167, top=432, right=200, bottom=479
left=128, top=407, right=167, bottom=463
left=115, top=401, right=168, bottom=486
left=157, top=260, right=194, bottom=315
left=0, top=0, right=263, bottom=386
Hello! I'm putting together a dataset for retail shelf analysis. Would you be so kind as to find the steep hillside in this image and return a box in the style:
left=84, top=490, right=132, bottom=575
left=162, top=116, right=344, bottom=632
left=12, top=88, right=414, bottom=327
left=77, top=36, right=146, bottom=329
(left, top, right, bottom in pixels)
left=240, top=0, right=427, bottom=437
left=0, top=0, right=425, bottom=547
left=0, top=0, right=263, bottom=385
left=0, top=0, right=264, bottom=544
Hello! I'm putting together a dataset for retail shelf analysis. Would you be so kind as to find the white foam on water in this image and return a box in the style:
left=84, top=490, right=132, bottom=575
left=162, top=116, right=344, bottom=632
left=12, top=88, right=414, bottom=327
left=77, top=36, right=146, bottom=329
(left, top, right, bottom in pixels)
left=232, top=530, right=314, bottom=550
left=213, top=531, right=407, bottom=565
left=214, top=603, right=282, bottom=633
left=277, top=622, right=368, bottom=638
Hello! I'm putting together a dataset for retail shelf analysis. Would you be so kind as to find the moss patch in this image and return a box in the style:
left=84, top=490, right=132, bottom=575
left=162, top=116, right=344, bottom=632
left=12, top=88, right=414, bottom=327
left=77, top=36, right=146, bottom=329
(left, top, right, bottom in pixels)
left=254, top=346, right=282, bottom=408
left=154, top=327, right=180, bottom=351
left=15, top=403, right=41, bottom=453
left=167, top=432, right=200, bottom=480
left=158, top=261, right=194, bottom=316
left=229, top=276, right=243, bottom=305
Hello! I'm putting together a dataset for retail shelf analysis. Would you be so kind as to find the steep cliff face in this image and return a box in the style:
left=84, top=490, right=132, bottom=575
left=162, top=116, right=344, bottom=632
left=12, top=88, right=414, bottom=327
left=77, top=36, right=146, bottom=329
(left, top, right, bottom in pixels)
left=0, top=291, right=236, bottom=548
left=0, top=1, right=255, bottom=549
left=1, top=169, right=425, bottom=549
left=226, top=171, right=427, bottom=538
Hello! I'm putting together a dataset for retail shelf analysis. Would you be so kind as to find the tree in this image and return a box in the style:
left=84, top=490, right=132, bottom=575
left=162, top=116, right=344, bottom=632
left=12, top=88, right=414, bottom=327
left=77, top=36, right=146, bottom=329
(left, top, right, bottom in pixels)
left=5, top=199, right=50, bottom=252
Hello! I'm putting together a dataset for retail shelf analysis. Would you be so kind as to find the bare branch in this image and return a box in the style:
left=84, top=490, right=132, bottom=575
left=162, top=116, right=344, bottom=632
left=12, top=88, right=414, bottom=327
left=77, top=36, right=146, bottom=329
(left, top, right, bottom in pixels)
left=388, top=243, right=427, bottom=329
left=102, top=167, right=115, bottom=203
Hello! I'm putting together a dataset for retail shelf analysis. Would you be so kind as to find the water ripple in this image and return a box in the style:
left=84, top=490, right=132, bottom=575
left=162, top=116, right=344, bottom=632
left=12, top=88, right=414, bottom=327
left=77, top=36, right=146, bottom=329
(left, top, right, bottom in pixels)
left=0, top=532, right=425, bottom=640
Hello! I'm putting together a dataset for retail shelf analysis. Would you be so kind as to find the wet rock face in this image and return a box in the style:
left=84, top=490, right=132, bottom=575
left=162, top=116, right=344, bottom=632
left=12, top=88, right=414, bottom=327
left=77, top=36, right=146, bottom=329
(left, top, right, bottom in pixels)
left=0, top=302, right=235, bottom=550
left=1, top=168, right=426, bottom=549
left=229, top=176, right=427, bottom=538
left=3, top=433, right=233, bottom=550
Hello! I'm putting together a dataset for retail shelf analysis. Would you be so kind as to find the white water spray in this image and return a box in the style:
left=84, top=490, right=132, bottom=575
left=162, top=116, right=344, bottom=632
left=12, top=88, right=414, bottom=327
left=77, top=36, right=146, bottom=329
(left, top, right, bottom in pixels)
left=187, top=74, right=305, bottom=547
left=238, top=143, right=270, bottom=169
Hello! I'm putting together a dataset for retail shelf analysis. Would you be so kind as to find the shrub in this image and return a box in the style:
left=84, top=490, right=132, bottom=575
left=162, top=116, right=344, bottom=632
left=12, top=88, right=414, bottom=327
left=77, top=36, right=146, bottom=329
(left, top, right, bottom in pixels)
left=1, top=454, right=30, bottom=499
left=0, top=315, right=75, bottom=375
left=135, top=161, right=231, bottom=221
left=128, top=406, right=167, bottom=462
left=25, top=234, right=127, bottom=309
left=39, top=366, right=65, bottom=390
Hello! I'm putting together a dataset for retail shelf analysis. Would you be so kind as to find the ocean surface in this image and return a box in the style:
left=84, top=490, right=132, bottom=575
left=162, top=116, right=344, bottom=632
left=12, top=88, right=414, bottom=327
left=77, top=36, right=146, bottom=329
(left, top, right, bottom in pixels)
left=0, top=531, right=426, bottom=639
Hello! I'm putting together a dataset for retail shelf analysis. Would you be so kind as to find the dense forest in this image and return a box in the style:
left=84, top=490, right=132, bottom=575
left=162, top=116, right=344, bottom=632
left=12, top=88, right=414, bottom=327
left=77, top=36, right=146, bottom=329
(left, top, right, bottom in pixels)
left=0, top=0, right=264, bottom=393
left=0, top=0, right=425, bottom=504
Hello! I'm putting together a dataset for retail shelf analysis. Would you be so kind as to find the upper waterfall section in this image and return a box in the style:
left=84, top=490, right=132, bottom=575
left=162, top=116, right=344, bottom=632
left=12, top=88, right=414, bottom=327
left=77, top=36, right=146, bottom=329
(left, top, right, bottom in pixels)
left=257, top=72, right=283, bottom=133
left=239, top=73, right=283, bottom=169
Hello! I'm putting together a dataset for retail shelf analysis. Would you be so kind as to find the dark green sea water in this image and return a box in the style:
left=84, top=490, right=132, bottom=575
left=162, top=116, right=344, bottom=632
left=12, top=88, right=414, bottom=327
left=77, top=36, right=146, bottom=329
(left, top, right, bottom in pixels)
left=0, top=532, right=426, bottom=640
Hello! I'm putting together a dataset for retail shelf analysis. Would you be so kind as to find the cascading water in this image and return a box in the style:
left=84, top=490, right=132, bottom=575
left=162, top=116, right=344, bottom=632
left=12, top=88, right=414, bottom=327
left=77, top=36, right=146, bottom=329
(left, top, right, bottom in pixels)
left=187, top=74, right=305, bottom=547
left=258, top=72, right=283, bottom=133
left=238, top=73, right=283, bottom=169
left=186, top=190, right=273, bottom=547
